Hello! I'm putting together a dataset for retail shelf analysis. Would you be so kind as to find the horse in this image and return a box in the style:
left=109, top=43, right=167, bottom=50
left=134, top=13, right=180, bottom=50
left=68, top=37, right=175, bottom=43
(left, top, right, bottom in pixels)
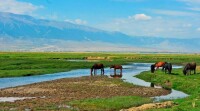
left=183, top=62, right=196, bottom=75
left=150, top=64, right=155, bottom=73
left=162, top=62, right=172, bottom=74
left=110, top=65, right=123, bottom=76
left=155, top=61, right=166, bottom=69
left=91, top=63, right=104, bottom=76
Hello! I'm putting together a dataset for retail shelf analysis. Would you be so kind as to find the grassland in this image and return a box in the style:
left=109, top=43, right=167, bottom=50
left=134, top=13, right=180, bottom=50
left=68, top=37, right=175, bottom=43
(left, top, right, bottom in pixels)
left=1, top=52, right=200, bottom=78
left=136, top=69, right=200, bottom=111
left=1, top=52, right=200, bottom=110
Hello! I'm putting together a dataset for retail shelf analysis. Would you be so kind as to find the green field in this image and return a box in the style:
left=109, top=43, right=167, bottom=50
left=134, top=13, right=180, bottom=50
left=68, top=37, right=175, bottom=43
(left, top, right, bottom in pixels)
left=0, top=52, right=200, bottom=78
left=136, top=69, right=200, bottom=111
left=1, top=52, right=200, bottom=110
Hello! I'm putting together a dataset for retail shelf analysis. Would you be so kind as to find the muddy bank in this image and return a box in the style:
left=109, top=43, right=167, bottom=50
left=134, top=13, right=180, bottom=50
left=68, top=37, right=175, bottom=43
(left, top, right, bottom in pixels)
left=0, top=76, right=170, bottom=110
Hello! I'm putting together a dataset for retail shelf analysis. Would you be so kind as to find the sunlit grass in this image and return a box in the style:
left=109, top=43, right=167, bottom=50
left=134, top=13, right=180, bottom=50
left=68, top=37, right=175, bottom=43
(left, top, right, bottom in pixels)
left=68, top=96, right=152, bottom=111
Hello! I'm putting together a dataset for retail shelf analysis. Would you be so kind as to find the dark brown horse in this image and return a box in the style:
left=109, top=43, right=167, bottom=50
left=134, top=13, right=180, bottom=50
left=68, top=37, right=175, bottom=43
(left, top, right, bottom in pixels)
left=91, top=63, right=104, bottom=76
left=155, top=61, right=166, bottom=69
left=110, top=65, right=123, bottom=76
left=183, top=62, right=196, bottom=75
left=162, top=62, right=172, bottom=74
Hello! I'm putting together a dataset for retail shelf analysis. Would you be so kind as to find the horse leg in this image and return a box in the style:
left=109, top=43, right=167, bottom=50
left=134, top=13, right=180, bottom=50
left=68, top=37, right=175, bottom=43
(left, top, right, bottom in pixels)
left=162, top=67, right=164, bottom=71
left=114, top=69, right=116, bottom=75
left=156, top=67, right=159, bottom=70
left=194, top=69, right=196, bottom=74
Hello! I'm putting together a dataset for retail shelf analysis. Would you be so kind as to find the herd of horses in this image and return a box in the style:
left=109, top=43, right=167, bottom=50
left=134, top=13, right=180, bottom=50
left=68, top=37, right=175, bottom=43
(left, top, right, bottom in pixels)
left=151, top=61, right=197, bottom=75
left=91, top=61, right=197, bottom=76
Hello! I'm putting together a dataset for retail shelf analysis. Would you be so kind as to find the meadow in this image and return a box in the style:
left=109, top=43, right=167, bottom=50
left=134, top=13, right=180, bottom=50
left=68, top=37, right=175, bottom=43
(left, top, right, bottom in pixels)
left=136, top=69, right=200, bottom=111
left=0, top=52, right=200, bottom=78
left=1, top=52, right=200, bottom=110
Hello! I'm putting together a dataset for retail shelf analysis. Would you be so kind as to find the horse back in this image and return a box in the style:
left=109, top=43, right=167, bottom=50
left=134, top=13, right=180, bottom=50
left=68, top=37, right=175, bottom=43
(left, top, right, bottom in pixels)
left=185, top=62, right=196, bottom=70
left=155, top=61, right=166, bottom=67
left=189, top=62, right=196, bottom=69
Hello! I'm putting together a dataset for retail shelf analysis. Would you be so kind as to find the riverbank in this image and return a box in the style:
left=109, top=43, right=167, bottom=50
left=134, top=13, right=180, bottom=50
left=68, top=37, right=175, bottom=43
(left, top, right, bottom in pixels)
left=136, top=68, right=200, bottom=110
left=0, top=76, right=170, bottom=110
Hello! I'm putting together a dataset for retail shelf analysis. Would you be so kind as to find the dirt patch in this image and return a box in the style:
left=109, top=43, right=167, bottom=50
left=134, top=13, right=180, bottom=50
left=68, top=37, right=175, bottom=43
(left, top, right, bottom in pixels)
left=121, top=101, right=174, bottom=111
left=0, top=76, right=170, bottom=110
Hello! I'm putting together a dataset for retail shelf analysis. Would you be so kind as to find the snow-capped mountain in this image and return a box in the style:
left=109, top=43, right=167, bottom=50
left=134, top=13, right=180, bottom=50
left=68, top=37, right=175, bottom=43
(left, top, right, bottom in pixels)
left=0, top=12, right=199, bottom=52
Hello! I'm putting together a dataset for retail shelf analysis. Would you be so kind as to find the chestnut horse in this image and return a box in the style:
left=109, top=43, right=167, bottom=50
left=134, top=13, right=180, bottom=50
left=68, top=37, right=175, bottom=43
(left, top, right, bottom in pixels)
left=110, top=65, right=123, bottom=75
left=155, top=61, right=166, bottom=69
left=91, top=63, right=104, bottom=76
left=183, top=62, right=196, bottom=75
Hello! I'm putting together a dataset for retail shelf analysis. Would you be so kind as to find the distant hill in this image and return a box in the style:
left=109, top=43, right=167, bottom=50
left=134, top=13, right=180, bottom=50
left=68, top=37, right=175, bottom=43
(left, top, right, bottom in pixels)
left=0, top=12, right=199, bottom=52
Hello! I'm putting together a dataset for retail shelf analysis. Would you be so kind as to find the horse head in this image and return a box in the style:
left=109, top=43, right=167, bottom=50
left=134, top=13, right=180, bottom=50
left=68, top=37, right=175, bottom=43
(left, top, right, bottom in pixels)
left=183, top=69, right=187, bottom=75
left=151, top=64, right=155, bottom=73
left=183, top=64, right=189, bottom=75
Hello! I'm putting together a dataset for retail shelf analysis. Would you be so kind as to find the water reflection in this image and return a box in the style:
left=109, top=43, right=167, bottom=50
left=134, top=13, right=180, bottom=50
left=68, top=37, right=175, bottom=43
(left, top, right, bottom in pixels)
left=0, top=63, right=188, bottom=101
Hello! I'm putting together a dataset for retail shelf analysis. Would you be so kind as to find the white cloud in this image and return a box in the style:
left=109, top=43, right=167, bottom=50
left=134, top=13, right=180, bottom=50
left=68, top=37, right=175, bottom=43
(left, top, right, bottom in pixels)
left=183, top=23, right=192, bottom=27
left=178, top=0, right=200, bottom=11
left=151, top=9, right=196, bottom=16
left=96, top=14, right=200, bottom=38
left=65, top=19, right=87, bottom=25
left=197, top=28, right=200, bottom=32
left=0, top=0, right=42, bottom=14
left=189, top=7, right=200, bottom=11
left=179, top=0, right=200, bottom=4
left=129, top=14, right=152, bottom=21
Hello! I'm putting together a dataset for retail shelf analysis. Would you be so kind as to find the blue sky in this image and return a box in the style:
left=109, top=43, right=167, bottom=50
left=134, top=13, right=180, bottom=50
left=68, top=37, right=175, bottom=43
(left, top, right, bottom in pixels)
left=1, top=0, right=200, bottom=38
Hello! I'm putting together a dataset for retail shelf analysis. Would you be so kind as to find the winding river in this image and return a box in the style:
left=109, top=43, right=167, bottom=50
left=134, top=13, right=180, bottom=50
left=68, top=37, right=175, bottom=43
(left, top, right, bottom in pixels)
left=0, top=63, right=188, bottom=101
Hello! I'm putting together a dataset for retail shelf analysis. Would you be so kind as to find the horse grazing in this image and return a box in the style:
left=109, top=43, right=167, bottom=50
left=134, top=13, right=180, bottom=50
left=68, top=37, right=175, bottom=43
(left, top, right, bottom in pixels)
left=162, top=62, right=172, bottom=74
left=183, top=62, right=196, bottom=75
left=151, top=64, right=155, bottom=73
left=91, top=63, right=104, bottom=76
left=110, top=65, right=123, bottom=76
left=155, top=61, right=166, bottom=69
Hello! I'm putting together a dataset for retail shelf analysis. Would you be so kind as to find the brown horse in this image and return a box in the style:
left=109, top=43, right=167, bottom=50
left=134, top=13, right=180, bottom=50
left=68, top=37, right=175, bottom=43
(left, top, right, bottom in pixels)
left=155, top=61, right=166, bottom=69
left=183, top=62, right=196, bottom=75
left=110, top=65, right=123, bottom=76
left=91, top=63, right=104, bottom=76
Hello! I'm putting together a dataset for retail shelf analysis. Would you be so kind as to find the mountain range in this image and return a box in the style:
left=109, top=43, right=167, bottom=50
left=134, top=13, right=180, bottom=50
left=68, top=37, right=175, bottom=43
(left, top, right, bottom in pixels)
left=0, top=12, right=199, bottom=52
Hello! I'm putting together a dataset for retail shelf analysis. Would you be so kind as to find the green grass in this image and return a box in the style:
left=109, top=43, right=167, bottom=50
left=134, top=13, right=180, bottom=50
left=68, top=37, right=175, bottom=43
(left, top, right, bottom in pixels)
left=68, top=96, right=152, bottom=111
left=1, top=52, right=200, bottom=110
left=136, top=69, right=200, bottom=111
left=1, top=52, right=200, bottom=78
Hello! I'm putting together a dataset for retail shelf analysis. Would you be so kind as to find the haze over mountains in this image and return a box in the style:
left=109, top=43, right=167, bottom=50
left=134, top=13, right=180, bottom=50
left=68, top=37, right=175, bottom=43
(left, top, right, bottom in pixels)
left=0, top=12, right=199, bottom=52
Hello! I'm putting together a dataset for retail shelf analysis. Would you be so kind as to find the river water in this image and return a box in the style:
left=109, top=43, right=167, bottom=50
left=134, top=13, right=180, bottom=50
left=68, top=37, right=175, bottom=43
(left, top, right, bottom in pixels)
left=0, top=63, right=188, bottom=101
